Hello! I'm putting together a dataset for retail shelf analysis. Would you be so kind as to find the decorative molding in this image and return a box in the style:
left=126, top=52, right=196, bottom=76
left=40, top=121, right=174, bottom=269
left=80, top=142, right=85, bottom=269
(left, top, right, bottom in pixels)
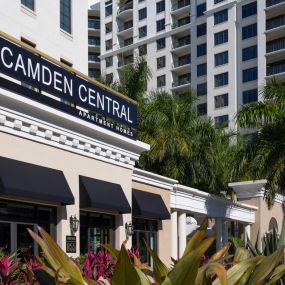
left=0, top=106, right=141, bottom=169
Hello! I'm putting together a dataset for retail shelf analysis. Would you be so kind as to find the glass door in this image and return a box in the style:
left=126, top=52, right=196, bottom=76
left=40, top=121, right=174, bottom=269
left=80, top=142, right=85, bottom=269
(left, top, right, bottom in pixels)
left=0, top=222, right=11, bottom=253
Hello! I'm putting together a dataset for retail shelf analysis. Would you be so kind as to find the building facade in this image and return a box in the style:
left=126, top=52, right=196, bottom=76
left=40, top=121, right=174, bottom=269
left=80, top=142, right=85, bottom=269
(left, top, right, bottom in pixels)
left=99, top=0, right=285, bottom=129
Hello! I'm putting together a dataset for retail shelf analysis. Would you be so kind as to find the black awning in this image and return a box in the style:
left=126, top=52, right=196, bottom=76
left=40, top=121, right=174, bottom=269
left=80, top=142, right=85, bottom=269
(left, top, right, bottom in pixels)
left=132, top=189, right=170, bottom=220
left=79, top=176, right=131, bottom=214
left=0, top=156, right=74, bottom=205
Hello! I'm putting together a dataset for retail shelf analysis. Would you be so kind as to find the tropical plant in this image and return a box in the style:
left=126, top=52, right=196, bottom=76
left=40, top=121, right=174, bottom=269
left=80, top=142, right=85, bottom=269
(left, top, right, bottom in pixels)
left=27, top=219, right=285, bottom=285
left=235, top=78, right=285, bottom=207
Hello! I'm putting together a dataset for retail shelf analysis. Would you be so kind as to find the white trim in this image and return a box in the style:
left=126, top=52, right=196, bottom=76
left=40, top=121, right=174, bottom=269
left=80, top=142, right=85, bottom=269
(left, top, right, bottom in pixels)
left=132, top=168, right=178, bottom=190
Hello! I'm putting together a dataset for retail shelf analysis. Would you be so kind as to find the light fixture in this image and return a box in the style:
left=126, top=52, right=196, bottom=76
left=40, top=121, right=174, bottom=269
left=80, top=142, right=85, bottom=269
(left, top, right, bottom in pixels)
left=125, top=221, right=134, bottom=238
left=69, top=215, right=79, bottom=236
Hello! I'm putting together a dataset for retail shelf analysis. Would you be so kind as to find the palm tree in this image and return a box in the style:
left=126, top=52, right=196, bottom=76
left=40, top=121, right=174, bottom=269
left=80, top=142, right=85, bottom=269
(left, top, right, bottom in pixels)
left=235, top=78, right=285, bottom=207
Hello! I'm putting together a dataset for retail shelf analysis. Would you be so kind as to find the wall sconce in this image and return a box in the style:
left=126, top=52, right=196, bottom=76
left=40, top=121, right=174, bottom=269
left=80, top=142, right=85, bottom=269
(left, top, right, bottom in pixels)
left=70, top=215, right=79, bottom=236
left=125, top=222, right=134, bottom=238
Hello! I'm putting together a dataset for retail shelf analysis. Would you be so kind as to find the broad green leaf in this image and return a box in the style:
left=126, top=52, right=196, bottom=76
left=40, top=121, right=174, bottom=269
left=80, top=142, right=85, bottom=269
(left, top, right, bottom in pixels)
left=209, top=243, right=230, bottom=262
left=135, top=268, right=152, bottom=285
left=266, top=264, right=285, bottom=285
left=144, top=240, right=169, bottom=284
left=247, top=246, right=285, bottom=285
left=112, top=243, right=141, bottom=285
left=163, top=236, right=215, bottom=285
left=102, top=244, right=120, bottom=259
left=233, top=247, right=250, bottom=263
left=198, top=262, right=227, bottom=285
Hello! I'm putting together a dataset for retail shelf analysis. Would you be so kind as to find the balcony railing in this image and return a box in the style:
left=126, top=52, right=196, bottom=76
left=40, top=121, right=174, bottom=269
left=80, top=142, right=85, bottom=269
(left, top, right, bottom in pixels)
left=173, top=56, right=191, bottom=68
left=88, top=19, right=100, bottom=30
left=267, top=37, right=285, bottom=53
left=173, top=36, right=191, bottom=48
left=172, top=77, right=191, bottom=87
left=118, top=58, right=134, bottom=67
left=172, top=16, right=191, bottom=29
left=118, top=2, right=133, bottom=14
left=172, top=0, right=190, bottom=11
left=266, top=0, right=285, bottom=7
left=88, top=39, right=100, bottom=46
left=267, top=61, right=285, bottom=75
left=88, top=54, right=100, bottom=62
left=266, top=15, right=285, bottom=30
left=118, top=21, right=133, bottom=32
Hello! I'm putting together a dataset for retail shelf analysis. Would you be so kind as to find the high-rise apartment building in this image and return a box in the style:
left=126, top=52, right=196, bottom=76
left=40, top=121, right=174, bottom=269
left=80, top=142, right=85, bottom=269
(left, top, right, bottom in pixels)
left=99, top=0, right=285, bottom=130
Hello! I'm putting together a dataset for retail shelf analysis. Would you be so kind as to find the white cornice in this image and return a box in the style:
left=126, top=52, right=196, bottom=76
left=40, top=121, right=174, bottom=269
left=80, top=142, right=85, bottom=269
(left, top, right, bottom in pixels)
left=132, top=168, right=178, bottom=190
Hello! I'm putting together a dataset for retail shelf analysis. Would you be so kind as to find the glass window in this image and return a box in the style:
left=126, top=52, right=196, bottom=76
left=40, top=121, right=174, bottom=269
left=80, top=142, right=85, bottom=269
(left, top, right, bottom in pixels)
left=214, top=0, right=225, bottom=3
left=242, top=2, right=257, bottom=18
left=88, top=36, right=100, bottom=46
left=214, top=30, right=228, bottom=45
left=197, top=3, right=206, bottom=17
left=60, top=0, right=71, bottom=34
left=242, top=23, right=257, bottom=40
left=88, top=17, right=100, bottom=30
left=266, top=15, right=285, bottom=30
left=215, top=51, right=228, bottom=66
left=157, top=19, right=165, bottom=32
left=105, top=1, right=112, bottom=16
left=215, top=115, right=229, bottom=128
left=215, top=72, right=228, bottom=87
left=178, top=54, right=191, bottom=66
left=242, top=45, right=257, bottom=61
left=88, top=53, right=100, bottom=62
left=139, top=26, right=147, bottom=38
left=80, top=211, right=114, bottom=254
left=21, top=0, right=34, bottom=11
left=157, top=75, right=166, bottom=87
left=214, top=9, right=228, bottom=25
left=105, top=22, right=112, bottom=34
left=215, top=93, right=229, bottom=108
left=89, top=69, right=101, bottom=79
left=197, top=23, right=207, bottom=37
left=197, top=43, right=207, bottom=57
left=243, top=88, right=258, bottom=104
left=197, top=103, right=207, bottom=116
left=157, top=38, right=166, bottom=50
left=139, top=7, right=147, bottom=20
left=105, top=56, right=113, bottom=67
left=138, top=44, right=147, bottom=56
left=243, top=67, right=258, bottom=82
left=197, top=63, right=207, bottom=77
left=156, top=0, right=165, bottom=13
left=0, top=223, right=11, bottom=253
left=197, top=82, right=207, bottom=96
left=105, top=73, right=113, bottom=83
left=157, top=56, right=166, bottom=69
left=105, top=39, right=112, bottom=50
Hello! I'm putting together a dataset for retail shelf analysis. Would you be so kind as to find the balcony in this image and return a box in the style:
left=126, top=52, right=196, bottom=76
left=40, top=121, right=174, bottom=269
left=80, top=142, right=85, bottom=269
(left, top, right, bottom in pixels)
left=118, top=57, right=134, bottom=68
left=120, top=37, right=133, bottom=48
left=89, top=69, right=101, bottom=79
left=266, top=15, right=285, bottom=30
left=172, top=16, right=191, bottom=31
left=88, top=54, right=100, bottom=67
left=118, top=21, right=133, bottom=32
left=172, top=77, right=191, bottom=87
left=172, top=55, right=191, bottom=73
left=117, top=2, right=133, bottom=18
left=267, top=61, right=285, bottom=76
left=172, top=0, right=190, bottom=12
left=267, top=37, right=285, bottom=54
left=88, top=19, right=100, bottom=30
left=172, top=35, right=191, bottom=54
left=266, top=0, right=285, bottom=8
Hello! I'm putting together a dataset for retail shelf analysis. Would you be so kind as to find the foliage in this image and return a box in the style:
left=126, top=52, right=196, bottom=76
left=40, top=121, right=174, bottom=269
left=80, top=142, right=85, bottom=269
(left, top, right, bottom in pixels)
left=26, top=219, right=285, bottom=285
left=235, top=78, right=285, bottom=207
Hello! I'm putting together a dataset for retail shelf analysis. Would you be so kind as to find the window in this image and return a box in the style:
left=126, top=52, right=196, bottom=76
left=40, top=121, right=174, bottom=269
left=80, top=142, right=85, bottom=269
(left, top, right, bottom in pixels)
left=214, top=0, right=225, bottom=3
left=197, top=103, right=207, bottom=116
left=105, top=73, right=113, bottom=84
left=88, top=36, right=100, bottom=46
left=197, top=63, right=207, bottom=77
left=177, top=35, right=191, bottom=47
left=138, top=44, right=147, bottom=56
left=215, top=72, right=228, bottom=87
left=60, top=0, right=72, bottom=34
left=157, top=56, right=166, bottom=69
left=105, top=1, right=112, bottom=16
left=105, top=39, right=112, bottom=50
left=214, top=9, right=228, bottom=25
left=197, top=3, right=206, bottom=17
left=156, top=0, right=165, bottom=13
left=105, top=56, right=113, bottom=67
left=243, top=67, right=258, bottom=82
left=105, top=22, right=112, bottom=34
left=139, top=26, right=147, bottom=38
left=89, top=69, right=100, bottom=79
left=178, top=54, right=191, bottom=66
left=214, top=115, right=229, bottom=128
left=157, top=75, right=166, bottom=87
left=243, top=89, right=258, bottom=104
left=178, top=16, right=190, bottom=27
left=197, top=82, right=207, bottom=96
left=242, top=2, right=257, bottom=18
left=88, top=17, right=100, bottom=30
left=197, top=23, right=207, bottom=37
left=157, top=38, right=166, bottom=50
left=124, top=37, right=133, bottom=47
left=215, top=51, right=228, bottom=66
left=214, top=30, right=228, bottom=45
left=197, top=43, right=207, bottom=57
left=139, top=7, right=147, bottom=20
left=215, top=93, right=228, bottom=108
left=242, top=45, right=257, bottom=61
left=21, top=0, right=34, bottom=11
left=88, top=53, right=100, bottom=63
left=242, top=23, right=257, bottom=40
left=157, top=19, right=165, bottom=32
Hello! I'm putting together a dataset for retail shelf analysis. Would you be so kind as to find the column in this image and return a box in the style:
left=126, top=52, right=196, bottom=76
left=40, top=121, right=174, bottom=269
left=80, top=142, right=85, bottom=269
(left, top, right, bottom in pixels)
left=244, top=224, right=251, bottom=243
left=178, top=212, right=186, bottom=258
left=222, top=220, right=228, bottom=245
left=115, top=213, right=132, bottom=249
left=215, top=219, right=223, bottom=250
left=171, top=211, right=178, bottom=260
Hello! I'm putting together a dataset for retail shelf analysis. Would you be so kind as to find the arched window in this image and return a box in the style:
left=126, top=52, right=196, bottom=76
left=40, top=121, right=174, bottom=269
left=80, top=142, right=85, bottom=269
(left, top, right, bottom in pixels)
left=269, top=217, right=278, bottom=233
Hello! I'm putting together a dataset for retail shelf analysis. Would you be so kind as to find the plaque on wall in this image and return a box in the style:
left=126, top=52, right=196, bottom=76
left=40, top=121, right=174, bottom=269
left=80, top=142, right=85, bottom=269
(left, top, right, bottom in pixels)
left=66, top=236, right=76, bottom=253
